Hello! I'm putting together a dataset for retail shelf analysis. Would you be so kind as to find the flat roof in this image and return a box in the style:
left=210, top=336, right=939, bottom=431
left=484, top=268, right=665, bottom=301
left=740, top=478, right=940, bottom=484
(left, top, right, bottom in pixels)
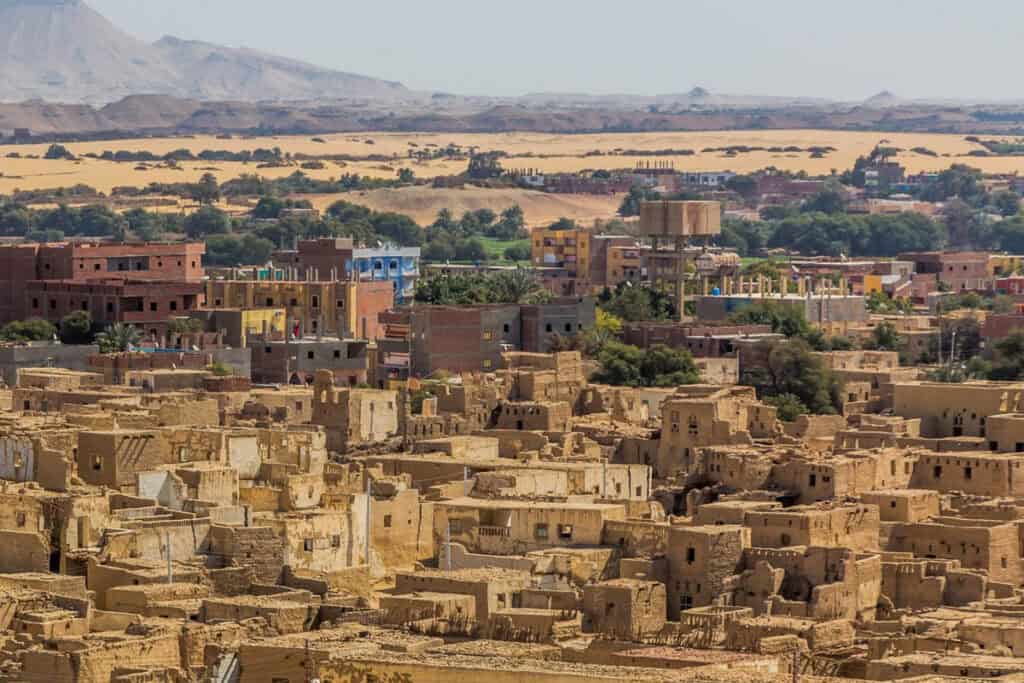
left=438, top=497, right=625, bottom=512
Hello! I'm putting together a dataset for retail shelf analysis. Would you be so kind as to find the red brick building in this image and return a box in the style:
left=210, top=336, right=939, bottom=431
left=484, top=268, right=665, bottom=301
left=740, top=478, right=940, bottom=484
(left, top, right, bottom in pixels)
left=25, top=279, right=205, bottom=338
left=0, top=242, right=206, bottom=336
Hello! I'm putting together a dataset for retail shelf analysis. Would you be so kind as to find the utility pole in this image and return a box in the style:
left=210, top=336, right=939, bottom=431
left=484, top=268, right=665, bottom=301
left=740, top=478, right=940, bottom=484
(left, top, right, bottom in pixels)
left=602, top=459, right=607, bottom=500
left=445, top=520, right=452, bottom=570
left=365, top=476, right=372, bottom=569
left=165, top=531, right=172, bottom=584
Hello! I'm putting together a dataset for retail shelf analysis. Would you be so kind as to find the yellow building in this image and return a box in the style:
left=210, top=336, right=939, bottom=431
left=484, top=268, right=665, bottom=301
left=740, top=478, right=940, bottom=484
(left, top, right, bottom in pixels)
left=861, top=274, right=884, bottom=295
left=532, top=226, right=591, bottom=279
left=606, top=244, right=644, bottom=287
left=990, top=254, right=1024, bottom=277
left=204, top=279, right=390, bottom=338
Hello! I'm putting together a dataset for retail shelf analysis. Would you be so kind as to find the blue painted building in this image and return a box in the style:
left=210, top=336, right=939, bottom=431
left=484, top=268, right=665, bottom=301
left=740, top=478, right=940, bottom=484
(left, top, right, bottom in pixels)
left=349, top=246, right=420, bottom=303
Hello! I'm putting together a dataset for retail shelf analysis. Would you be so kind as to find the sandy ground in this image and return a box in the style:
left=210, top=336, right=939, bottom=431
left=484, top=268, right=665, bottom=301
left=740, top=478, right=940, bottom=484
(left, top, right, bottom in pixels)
left=2, top=129, right=1023, bottom=224
left=305, top=187, right=622, bottom=227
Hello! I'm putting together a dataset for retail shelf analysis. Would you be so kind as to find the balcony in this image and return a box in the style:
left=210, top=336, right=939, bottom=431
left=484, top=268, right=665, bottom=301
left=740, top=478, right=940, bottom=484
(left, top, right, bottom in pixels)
left=478, top=525, right=510, bottom=538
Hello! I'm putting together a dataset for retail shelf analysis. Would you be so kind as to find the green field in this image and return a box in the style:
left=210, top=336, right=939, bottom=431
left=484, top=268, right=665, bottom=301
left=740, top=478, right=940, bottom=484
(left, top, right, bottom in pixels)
left=477, top=236, right=531, bottom=263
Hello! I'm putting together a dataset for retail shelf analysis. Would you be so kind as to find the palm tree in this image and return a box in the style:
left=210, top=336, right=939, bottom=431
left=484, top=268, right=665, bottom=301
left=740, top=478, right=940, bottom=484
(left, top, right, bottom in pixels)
left=96, top=323, right=142, bottom=353
left=488, top=269, right=551, bottom=305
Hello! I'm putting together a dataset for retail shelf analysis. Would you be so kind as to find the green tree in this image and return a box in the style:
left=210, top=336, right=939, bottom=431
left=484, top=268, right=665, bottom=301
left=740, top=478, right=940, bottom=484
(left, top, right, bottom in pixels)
left=503, top=244, right=531, bottom=261
left=765, top=393, right=809, bottom=422
left=727, top=300, right=812, bottom=339
left=486, top=269, right=550, bottom=304
left=743, top=339, right=843, bottom=415
left=994, top=190, right=1021, bottom=218
left=58, top=311, right=95, bottom=345
left=618, top=186, right=659, bottom=217
left=454, top=238, right=488, bottom=262
left=413, top=269, right=550, bottom=305
left=801, top=186, right=847, bottom=214
left=184, top=207, right=231, bottom=239
left=865, top=321, right=904, bottom=352
left=990, top=329, right=1024, bottom=380
left=599, top=283, right=674, bottom=322
left=639, top=344, right=702, bottom=387
left=466, top=153, right=504, bottom=180
left=725, top=174, right=758, bottom=200
left=941, top=198, right=978, bottom=248
left=0, top=318, right=57, bottom=342
left=44, top=144, right=73, bottom=160
left=96, top=323, right=142, bottom=353
left=919, top=164, right=985, bottom=204
left=927, top=316, right=982, bottom=364
left=397, top=168, right=416, bottom=183
left=188, top=173, right=221, bottom=206
left=252, top=196, right=286, bottom=219
left=492, top=205, right=527, bottom=240
left=592, top=342, right=700, bottom=388
left=205, top=234, right=275, bottom=266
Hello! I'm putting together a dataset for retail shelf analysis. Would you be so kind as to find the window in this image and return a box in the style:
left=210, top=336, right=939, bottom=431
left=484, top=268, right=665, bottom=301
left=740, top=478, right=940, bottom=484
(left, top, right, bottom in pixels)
left=687, top=416, right=699, bottom=437
left=483, top=359, right=492, bottom=369
left=169, top=301, right=177, bottom=311
left=214, top=299, right=222, bottom=306
left=49, top=299, right=56, bottom=310
left=303, top=539, right=314, bottom=552
left=337, top=299, right=345, bottom=309
left=686, top=547, right=696, bottom=564
left=503, top=324, right=510, bottom=333
left=311, top=296, right=319, bottom=308
left=534, top=524, right=549, bottom=540
left=483, top=330, right=492, bottom=341
left=964, top=466, right=973, bottom=480
left=307, top=351, right=315, bottom=360
left=94, top=263, right=100, bottom=271
left=545, top=324, right=553, bottom=332
left=331, top=535, right=341, bottom=548
left=81, top=301, right=88, bottom=311
left=149, top=302, right=158, bottom=312
left=809, top=473, right=817, bottom=487
left=265, top=298, right=274, bottom=307
left=384, top=515, right=393, bottom=528
left=334, top=350, right=341, bottom=359
left=31, top=299, right=38, bottom=309
left=265, top=346, right=272, bottom=354
left=934, top=465, right=943, bottom=478
left=15, top=512, right=25, bottom=527
left=564, top=323, right=572, bottom=332
left=557, top=524, right=573, bottom=540
left=289, top=298, right=298, bottom=307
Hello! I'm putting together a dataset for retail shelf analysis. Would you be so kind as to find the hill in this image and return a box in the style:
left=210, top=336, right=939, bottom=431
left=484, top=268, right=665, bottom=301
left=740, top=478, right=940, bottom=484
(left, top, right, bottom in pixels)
left=0, top=0, right=407, bottom=104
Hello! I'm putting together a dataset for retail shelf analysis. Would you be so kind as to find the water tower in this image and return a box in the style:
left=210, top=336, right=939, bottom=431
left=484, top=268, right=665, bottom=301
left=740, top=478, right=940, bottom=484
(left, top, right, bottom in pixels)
left=638, top=200, right=721, bottom=321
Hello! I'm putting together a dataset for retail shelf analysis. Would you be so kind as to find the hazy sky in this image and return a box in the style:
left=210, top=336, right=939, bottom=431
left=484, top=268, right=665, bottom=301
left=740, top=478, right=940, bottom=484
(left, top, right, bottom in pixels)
left=88, top=0, right=1020, bottom=100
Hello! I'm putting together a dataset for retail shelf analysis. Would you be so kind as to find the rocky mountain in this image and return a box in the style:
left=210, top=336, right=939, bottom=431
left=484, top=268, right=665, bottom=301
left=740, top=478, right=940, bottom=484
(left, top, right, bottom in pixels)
left=0, top=0, right=407, bottom=104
